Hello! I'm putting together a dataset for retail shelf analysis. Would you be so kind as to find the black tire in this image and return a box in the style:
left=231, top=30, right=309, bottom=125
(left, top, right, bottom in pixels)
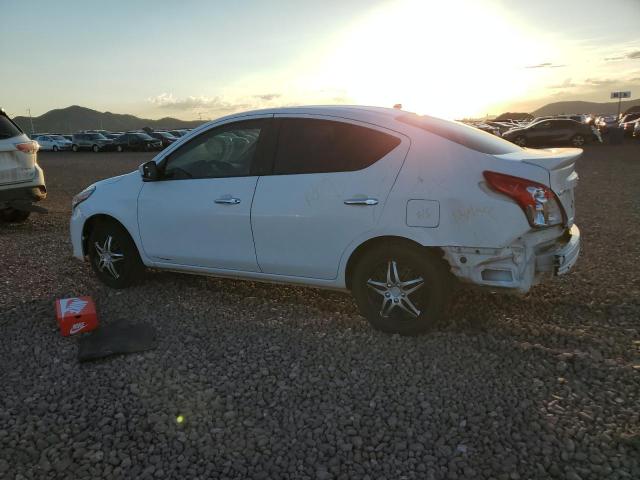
left=571, top=134, right=586, bottom=147
left=72, top=144, right=79, bottom=152
left=88, top=220, right=145, bottom=288
left=116, top=145, right=124, bottom=152
left=351, top=242, right=453, bottom=335
left=52, top=145, right=58, bottom=152
left=514, top=136, right=526, bottom=147
left=1, top=208, right=31, bottom=223
left=92, top=144, right=99, bottom=153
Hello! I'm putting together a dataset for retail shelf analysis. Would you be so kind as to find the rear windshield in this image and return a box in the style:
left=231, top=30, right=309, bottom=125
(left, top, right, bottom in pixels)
left=0, top=114, right=23, bottom=140
left=397, top=113, right=521, bottom=155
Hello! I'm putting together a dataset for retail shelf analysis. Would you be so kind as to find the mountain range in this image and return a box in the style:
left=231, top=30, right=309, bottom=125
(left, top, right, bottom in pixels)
left=532, top=98, right=640, bottom=116
left=13, top=106, right=203, bottom=134
left=11, top=99, right=640, bottom=134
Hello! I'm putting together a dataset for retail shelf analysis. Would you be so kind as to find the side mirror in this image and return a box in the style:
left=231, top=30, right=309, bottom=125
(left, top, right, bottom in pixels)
left=139, top=161, right=160, bottom=182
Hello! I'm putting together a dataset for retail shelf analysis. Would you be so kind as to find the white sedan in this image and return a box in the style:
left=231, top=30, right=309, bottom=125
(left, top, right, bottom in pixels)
left=35, top=134, right=72, bottom=152
left=70, top=106, right=580, bottom=335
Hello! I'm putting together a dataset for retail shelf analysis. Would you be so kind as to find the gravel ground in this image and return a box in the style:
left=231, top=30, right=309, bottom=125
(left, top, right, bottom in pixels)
left=1, top=144, right=639, bottom=480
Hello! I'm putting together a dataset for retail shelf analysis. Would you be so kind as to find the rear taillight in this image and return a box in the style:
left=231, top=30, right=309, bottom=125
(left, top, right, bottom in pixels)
left=15, top=141, right=39, bottom=154
left=483, top=171, right=564, bottom=228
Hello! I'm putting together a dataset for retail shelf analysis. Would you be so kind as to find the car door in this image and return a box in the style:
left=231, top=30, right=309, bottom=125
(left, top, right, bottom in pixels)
left=527, top=121, right=552, bottom=146
left=137, top=116, right=273, bottom=271
left=251, top=115, right=409, bottom=279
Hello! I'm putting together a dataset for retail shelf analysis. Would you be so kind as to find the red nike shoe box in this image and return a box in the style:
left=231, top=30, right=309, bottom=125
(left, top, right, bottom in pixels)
left=55, top=297, right=99, bottom=336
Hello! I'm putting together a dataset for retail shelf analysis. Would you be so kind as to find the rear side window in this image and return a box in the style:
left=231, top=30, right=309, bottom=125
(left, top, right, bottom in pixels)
left=0, top=114, right=23, bottom=140
left=398, top=113, right=521, bottom=155
left=273, top=118, right=401, bottom=175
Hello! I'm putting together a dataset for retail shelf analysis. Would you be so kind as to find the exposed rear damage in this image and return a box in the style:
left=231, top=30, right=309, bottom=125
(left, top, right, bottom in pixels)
left=443, top=147, right=581, bottom=293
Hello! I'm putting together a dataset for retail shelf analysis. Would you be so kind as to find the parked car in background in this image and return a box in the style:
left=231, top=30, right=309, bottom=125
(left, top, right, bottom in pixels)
left=502, top=118, right=594, bottom=147
left=72, top=133, right=114, bottom=152
left=0, top=108, right=46, bottom=223
left=149, top=131, right=179, bottom=148
left=113, top=132, right=163, bottom=152
left=70, top=106, right=581, bottom=335
left=596, top=115, right=619, bottom=133
left=619, top=112, right=640, bottom=136
left=34, top=134, right=72, bottom=151
left=169, top=129, right=189, bottom=138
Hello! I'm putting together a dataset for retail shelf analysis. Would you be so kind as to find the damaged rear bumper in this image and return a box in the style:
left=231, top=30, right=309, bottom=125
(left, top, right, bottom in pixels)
left=443, top=225, right=580, bottom=293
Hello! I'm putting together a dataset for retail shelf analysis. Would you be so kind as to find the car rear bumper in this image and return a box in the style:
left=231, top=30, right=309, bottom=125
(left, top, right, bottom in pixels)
left=443, top=225, right=580, bottom=293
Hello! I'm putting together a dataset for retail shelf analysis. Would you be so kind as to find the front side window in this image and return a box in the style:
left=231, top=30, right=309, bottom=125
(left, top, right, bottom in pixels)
left=273, top=118, right=401, bottom=175
left=163, top=120, right=264, bottom=180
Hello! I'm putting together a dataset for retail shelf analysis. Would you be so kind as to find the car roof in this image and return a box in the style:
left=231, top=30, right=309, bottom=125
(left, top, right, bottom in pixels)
left=208, top=105, right=407, bottom=127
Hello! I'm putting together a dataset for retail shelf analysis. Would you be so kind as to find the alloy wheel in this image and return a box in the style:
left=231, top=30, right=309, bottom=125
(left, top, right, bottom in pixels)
left=94, top=235, right=124, bottom=279
left=572, top=135, right=585, bottom=146
left=366, top=260, right=425, bottom=319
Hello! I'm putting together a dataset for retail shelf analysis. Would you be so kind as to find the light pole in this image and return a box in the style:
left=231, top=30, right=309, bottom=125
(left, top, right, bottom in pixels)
left=27, top=108, right=35, bottom=135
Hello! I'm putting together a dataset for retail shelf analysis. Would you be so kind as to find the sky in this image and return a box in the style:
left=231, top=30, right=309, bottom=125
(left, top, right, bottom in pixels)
left=1, top=0, right=639, bottom=120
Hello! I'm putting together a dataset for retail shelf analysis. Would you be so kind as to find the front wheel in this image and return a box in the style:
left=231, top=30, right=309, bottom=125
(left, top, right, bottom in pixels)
left=88, top=221, right=145, bottom=288
left=72, top=144, right=79, bottom=152
left=571, top=134, right=585, bottom=147
left=116, top=145, right=124, bottom=152
left=351, top=243, right=453, bottom=335
left=92, top=145, right=99, bottom=153
left=52, top=145, right=59, bottom=152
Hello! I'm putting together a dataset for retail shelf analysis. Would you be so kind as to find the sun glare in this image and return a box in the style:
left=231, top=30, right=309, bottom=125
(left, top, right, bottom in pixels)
left=312, top=0, right=553, bottom=118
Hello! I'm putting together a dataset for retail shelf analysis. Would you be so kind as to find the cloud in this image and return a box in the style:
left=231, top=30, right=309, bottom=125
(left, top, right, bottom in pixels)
left=253, top=93, right=281, bottom=101
left=605, top=50, right=640, bottom=61
left=148, top=93, right=250, bottom=116
left=525, top=62, right=566, bottom=69
left=584, top=78, right=616, bottom=86
left=549, top=78, right=577, bottom=89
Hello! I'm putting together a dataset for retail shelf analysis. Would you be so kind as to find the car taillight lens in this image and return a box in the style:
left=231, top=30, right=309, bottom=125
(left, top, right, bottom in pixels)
left=483, top=171, right=564, bottom=228
left=15, top=141, right=39, bottom=154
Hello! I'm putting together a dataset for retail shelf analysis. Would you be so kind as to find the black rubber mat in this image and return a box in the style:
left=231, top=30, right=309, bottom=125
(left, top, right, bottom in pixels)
left=77, top=321, right=158, bottom=362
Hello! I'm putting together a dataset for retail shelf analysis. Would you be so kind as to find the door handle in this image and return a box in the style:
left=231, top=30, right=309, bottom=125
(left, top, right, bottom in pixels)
left=344, top=198, right=378, bottom=206
left=215, top=197, right=241, bottom=205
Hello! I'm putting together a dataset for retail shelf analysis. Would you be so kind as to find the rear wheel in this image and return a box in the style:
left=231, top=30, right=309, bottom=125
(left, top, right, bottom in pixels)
left=1, top=208, right=31, bottom=223
left=92, top=144, right=99, bottom=153
left=72, top=144, right=79, bottom=152
left=52, top=145, right=59, bottom=152
left=88, top=221, right=145, bottom=288
left=116, top=145, right=124, bottom=152
left=571, top=134, right=585, bottom=147
left=351, top=242, right=453, bottom=335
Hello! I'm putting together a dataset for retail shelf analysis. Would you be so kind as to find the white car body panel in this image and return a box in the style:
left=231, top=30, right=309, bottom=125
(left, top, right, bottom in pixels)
left=70, top=106, right=581, bottom=293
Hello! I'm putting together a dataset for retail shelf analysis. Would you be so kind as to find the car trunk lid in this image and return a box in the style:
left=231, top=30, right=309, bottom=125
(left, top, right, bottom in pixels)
left=495, top=147, right=581, bottom=226
left=0, top=138, right=37, bottom=186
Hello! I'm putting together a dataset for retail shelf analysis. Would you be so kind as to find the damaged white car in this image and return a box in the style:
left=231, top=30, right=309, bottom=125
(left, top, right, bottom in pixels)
left=0, top=108, right=46, bottom=223
left=70, top=106, right=580, bottom=335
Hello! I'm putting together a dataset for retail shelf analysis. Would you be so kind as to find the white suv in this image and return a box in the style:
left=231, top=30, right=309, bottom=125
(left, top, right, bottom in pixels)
left=70, top=106, right=580, bottom=335
left=0, top=109, right=46, bottom=223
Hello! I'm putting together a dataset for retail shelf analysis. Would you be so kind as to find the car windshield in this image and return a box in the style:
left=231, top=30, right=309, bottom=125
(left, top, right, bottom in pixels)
left=157, top=132, right=174, bottom=138
left=89, top=133, right=107, bottom=140
left=51, top=135, right=66, bottom=141
left=398, top=113, right=522, bottom=155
